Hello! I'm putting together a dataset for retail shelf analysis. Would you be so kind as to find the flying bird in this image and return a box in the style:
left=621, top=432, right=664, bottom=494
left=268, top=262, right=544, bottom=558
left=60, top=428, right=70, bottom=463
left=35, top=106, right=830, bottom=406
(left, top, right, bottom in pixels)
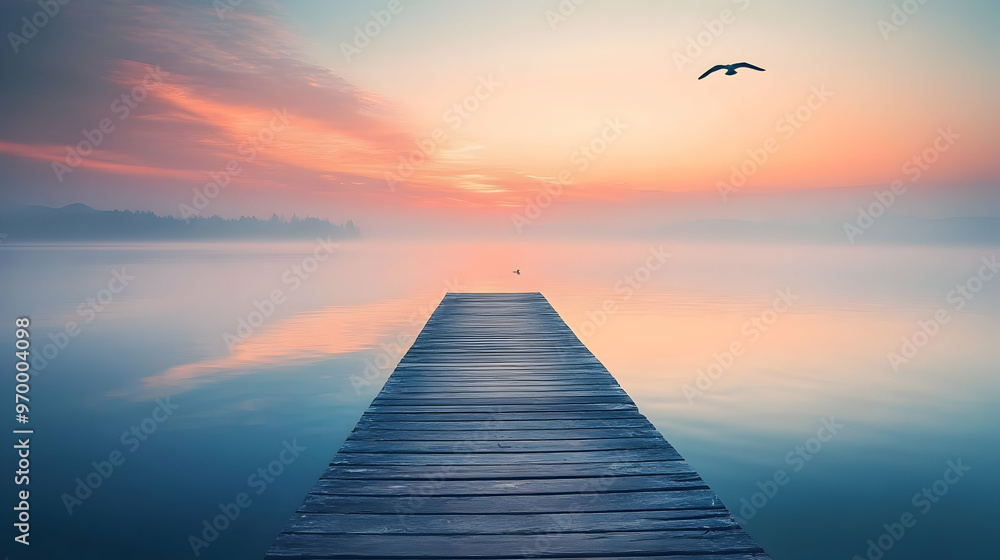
left=513, top=269, right=520, bottom=275
left=698, top=62, right=766, bottom=80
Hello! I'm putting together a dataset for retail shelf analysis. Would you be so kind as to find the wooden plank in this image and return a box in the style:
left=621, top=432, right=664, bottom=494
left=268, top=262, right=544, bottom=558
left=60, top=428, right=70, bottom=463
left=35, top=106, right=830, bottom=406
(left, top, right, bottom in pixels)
left=282, top=509, right=737, bottom=534
left=377, top=388, right=627, bottom=396
left=352, top=419, right=655, bottom=430
left=356, top=411, right=648, bottom=422
left=296, top=487, right=722, bottom=514
left=266, top=293, right=769, bottom=559
left=347, top=427, right=663, bottom=440
left=319, top=460, right=694, bottom=480
left=372, top=395, right=629, bottom=402
left=379, top=384, right=616, bottom=391
left=364, top=403, right=639, bottom=413
left=268, top=530, right=765, bottom=558
left=337, top=437, right=675, bottom=454
left=330, top=448, right=684, bottom=466
left=310, top=473, right=708, bottom=496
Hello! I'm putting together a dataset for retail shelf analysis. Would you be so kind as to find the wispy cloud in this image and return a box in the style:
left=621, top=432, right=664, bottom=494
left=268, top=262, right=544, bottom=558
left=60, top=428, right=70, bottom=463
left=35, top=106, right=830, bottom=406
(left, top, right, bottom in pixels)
left=0, top=0, right=413, bottom=199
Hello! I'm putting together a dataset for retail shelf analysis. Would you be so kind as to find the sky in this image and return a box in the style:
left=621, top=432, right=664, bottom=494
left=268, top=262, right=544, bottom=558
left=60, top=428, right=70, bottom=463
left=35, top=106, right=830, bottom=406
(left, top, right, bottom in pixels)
left=0, top=0, right=998, bottom=234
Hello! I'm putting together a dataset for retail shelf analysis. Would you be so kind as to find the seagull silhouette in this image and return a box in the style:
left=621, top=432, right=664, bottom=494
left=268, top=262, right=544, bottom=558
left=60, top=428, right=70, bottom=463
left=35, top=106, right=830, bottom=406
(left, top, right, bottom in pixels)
left=513, top=269, right=520, bottom=275
left=698, top=62, right=765, bottom=80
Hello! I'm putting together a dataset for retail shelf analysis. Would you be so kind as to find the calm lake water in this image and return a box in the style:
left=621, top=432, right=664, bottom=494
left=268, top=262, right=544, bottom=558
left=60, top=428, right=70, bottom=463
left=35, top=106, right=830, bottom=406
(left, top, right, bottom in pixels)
left=2, top=239, right=998, bottom=559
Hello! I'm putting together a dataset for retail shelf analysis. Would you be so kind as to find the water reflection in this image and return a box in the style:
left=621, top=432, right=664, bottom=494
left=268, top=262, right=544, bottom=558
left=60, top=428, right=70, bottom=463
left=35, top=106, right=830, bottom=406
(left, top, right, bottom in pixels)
left=136, top=298, right=423, bottom=398
left=0, top=239, right=997, bottom=559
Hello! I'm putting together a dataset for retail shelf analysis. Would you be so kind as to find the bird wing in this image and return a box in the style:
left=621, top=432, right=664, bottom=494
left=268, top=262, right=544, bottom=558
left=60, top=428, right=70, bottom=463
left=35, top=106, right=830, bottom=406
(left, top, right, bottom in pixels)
left=698, top=65, right=728, bottom=80
left=733, top=62, right=766, bottom=72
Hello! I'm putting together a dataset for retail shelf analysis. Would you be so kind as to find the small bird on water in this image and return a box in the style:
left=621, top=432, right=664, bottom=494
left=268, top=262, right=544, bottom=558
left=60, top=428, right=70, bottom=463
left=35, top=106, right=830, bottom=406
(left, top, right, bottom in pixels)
left=698, top=62, right=766, bottom=80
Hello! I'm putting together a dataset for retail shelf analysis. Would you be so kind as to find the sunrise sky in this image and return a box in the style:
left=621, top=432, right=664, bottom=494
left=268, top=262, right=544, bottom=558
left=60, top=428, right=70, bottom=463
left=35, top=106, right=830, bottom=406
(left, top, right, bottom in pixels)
left=1, top=0, right=998, bottom=233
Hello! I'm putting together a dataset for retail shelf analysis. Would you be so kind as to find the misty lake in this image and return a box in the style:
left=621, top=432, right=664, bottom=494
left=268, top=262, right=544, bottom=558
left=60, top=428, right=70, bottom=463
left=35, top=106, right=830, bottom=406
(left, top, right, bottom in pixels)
left=2, top=239, right=998, bottom=559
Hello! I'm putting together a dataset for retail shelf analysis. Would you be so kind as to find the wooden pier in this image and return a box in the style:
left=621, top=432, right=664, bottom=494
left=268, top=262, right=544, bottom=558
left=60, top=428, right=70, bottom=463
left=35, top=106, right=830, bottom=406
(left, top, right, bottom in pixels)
left=267, top=292, right=769, bottom=559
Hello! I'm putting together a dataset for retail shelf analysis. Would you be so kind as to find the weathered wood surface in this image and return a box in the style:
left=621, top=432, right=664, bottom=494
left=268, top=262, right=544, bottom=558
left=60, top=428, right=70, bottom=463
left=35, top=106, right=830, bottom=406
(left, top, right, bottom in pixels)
left=267, top=292, right=768, bottom=559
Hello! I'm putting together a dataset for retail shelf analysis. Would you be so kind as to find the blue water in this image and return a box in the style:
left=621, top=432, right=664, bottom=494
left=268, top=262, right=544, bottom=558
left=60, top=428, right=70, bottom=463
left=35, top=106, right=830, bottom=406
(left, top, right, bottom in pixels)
left=2, top=240, right=998, bottom=559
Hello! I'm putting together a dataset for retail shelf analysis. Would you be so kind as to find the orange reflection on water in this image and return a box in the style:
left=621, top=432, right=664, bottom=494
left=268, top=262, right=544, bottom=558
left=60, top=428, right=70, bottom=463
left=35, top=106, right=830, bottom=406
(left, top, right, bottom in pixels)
left=556, top=293, right=999, bottom=447
left=136, top=297, right=430, bottom=398
left=129, top=239, right=1000, bottom=445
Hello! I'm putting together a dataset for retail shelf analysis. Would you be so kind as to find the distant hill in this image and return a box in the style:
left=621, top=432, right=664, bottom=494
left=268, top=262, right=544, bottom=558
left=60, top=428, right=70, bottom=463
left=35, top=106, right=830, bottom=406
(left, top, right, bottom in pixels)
left=0, top=204, right=360, bottom=241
